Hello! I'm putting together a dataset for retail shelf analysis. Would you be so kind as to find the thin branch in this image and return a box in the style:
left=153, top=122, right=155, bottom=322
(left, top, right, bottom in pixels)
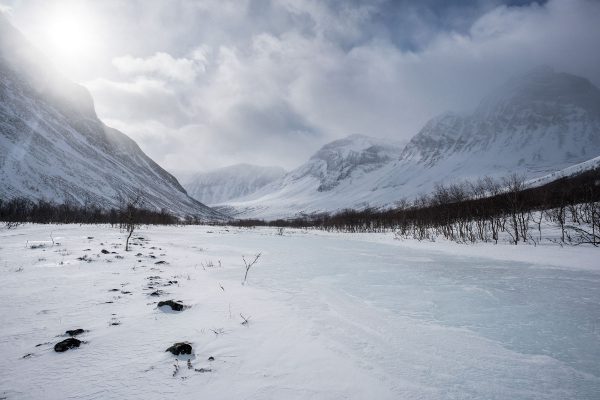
left=242, top=253, right=261, bottom=285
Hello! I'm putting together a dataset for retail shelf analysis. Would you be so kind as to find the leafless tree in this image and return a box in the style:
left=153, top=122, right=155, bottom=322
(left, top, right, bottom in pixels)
left=121, top=191, right=145, bottom=251
left=242, top=253, right=261, bottom=285
left=503, top=173, right=528, bottom=244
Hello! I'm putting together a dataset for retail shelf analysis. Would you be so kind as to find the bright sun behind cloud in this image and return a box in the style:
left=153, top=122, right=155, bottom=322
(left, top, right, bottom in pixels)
left=40, top=2, right=99, bottom=72
left=47, top=13, right=89, bottom=56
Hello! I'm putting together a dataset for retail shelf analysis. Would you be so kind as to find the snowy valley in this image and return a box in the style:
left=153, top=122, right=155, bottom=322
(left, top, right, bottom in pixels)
left=1, top=2, right=600, bottom=400
left=1, top=224, right=599, bottom=399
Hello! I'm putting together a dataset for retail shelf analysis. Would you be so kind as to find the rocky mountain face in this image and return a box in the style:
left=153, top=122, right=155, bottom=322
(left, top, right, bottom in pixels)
left=184, top=164, right=285, bottom=205
left=0, top=17, right=222, bottom=220
left=223, top=67, right=600, bottom=219
left=298, top=134, right=404, bottom=192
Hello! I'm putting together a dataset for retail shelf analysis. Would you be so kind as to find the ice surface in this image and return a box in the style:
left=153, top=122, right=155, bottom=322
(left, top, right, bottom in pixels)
left=0, top=225, right=598, bottom=399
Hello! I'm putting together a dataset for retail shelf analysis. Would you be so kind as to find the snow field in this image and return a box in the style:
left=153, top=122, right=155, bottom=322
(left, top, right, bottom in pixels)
left=0, top=224, right=599, bottom=399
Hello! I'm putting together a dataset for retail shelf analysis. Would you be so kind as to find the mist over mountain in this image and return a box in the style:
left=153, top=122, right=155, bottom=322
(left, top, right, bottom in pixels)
left=0, top=16, right=222, bottom=219
left=404, top=66, right=600, bottom=169
left=222, top=67, right=600, bottom=219
left=184, top=164, right=285, bottom=205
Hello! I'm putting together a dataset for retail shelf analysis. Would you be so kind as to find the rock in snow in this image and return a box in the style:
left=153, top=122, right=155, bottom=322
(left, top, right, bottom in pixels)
left=65, top=329, right=85, bottom=337
left=54, top=338, right=82, bottom=352
left=157, top=300, right=185, bottom=311
left=166, top=342, right=192, bottom=356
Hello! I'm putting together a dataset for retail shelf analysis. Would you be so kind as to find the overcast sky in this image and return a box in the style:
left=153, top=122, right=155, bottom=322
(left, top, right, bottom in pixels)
left=2, top=0, right=600, bottom=178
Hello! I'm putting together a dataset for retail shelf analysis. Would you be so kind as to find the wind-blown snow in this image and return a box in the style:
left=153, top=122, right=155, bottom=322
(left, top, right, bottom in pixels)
left=1, top=224, right=598, bottom=399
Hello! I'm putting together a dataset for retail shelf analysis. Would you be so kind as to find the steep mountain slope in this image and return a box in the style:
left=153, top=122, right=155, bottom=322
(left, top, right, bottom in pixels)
left=0, top=17, right=222, bottom=219
left=526, top=155, right=600, bottom=188
left=184, top=164, right=285, bottom=205
left=223, top=68, right=600, bottom=219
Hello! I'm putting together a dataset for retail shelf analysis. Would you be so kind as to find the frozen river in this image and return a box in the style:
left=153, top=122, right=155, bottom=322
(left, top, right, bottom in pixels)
left=198, top=228, right=600, bottom=398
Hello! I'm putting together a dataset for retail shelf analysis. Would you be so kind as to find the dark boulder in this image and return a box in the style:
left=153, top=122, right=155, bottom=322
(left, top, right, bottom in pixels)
left=166, top=342, right=192, bottom=355
left=54, top=338, right=81, bottom=352
left=65, top=329, right=85, bottom=337
left=157, top=300, right=185, bottom=311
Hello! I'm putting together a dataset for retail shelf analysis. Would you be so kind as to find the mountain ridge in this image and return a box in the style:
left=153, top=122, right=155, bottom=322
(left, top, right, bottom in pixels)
left=0, top=16, right=223, bottom=220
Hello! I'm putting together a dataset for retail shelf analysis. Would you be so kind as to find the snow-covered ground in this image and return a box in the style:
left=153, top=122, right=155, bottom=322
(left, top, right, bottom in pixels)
left=0, top=224, right=599, bottom=399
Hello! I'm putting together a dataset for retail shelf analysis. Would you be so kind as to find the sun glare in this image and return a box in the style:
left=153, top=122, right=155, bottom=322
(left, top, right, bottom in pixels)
left=48, top=16, right=88, bottom=56
left=42, top=4, right=97, bottom=66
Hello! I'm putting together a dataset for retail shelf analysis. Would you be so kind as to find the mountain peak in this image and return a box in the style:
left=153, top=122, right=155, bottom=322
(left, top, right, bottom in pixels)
left=478, top=66, right=600, bottom=117
left=402, top=67, right=600, bottom=168
left=289, top=134, right=404, bottom=192
left=312, top=134, right=404, bottom=161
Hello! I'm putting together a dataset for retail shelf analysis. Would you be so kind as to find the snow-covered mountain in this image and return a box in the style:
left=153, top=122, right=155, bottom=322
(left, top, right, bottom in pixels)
left=403, top=66, right=600, bottom=171
left=299, top=134, right=405, bottom=192
left=526, top=155, right=600, bottom=188
left=183, top=164, right=285, bottom=205
left=0, top=17, right=222, bottom=220
left=218, top=135, right=407, bottom=218
left=223, top=67, right=600, bottom=219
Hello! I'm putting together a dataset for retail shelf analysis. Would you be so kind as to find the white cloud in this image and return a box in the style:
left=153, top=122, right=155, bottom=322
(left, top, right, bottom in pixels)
left=112, top=52, right=201, bottom=83
left=86, top=77, right=192, bottom=127
left=71, top=0, right=600, bottom=176
left=0, top=3, right=11, bottom=14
